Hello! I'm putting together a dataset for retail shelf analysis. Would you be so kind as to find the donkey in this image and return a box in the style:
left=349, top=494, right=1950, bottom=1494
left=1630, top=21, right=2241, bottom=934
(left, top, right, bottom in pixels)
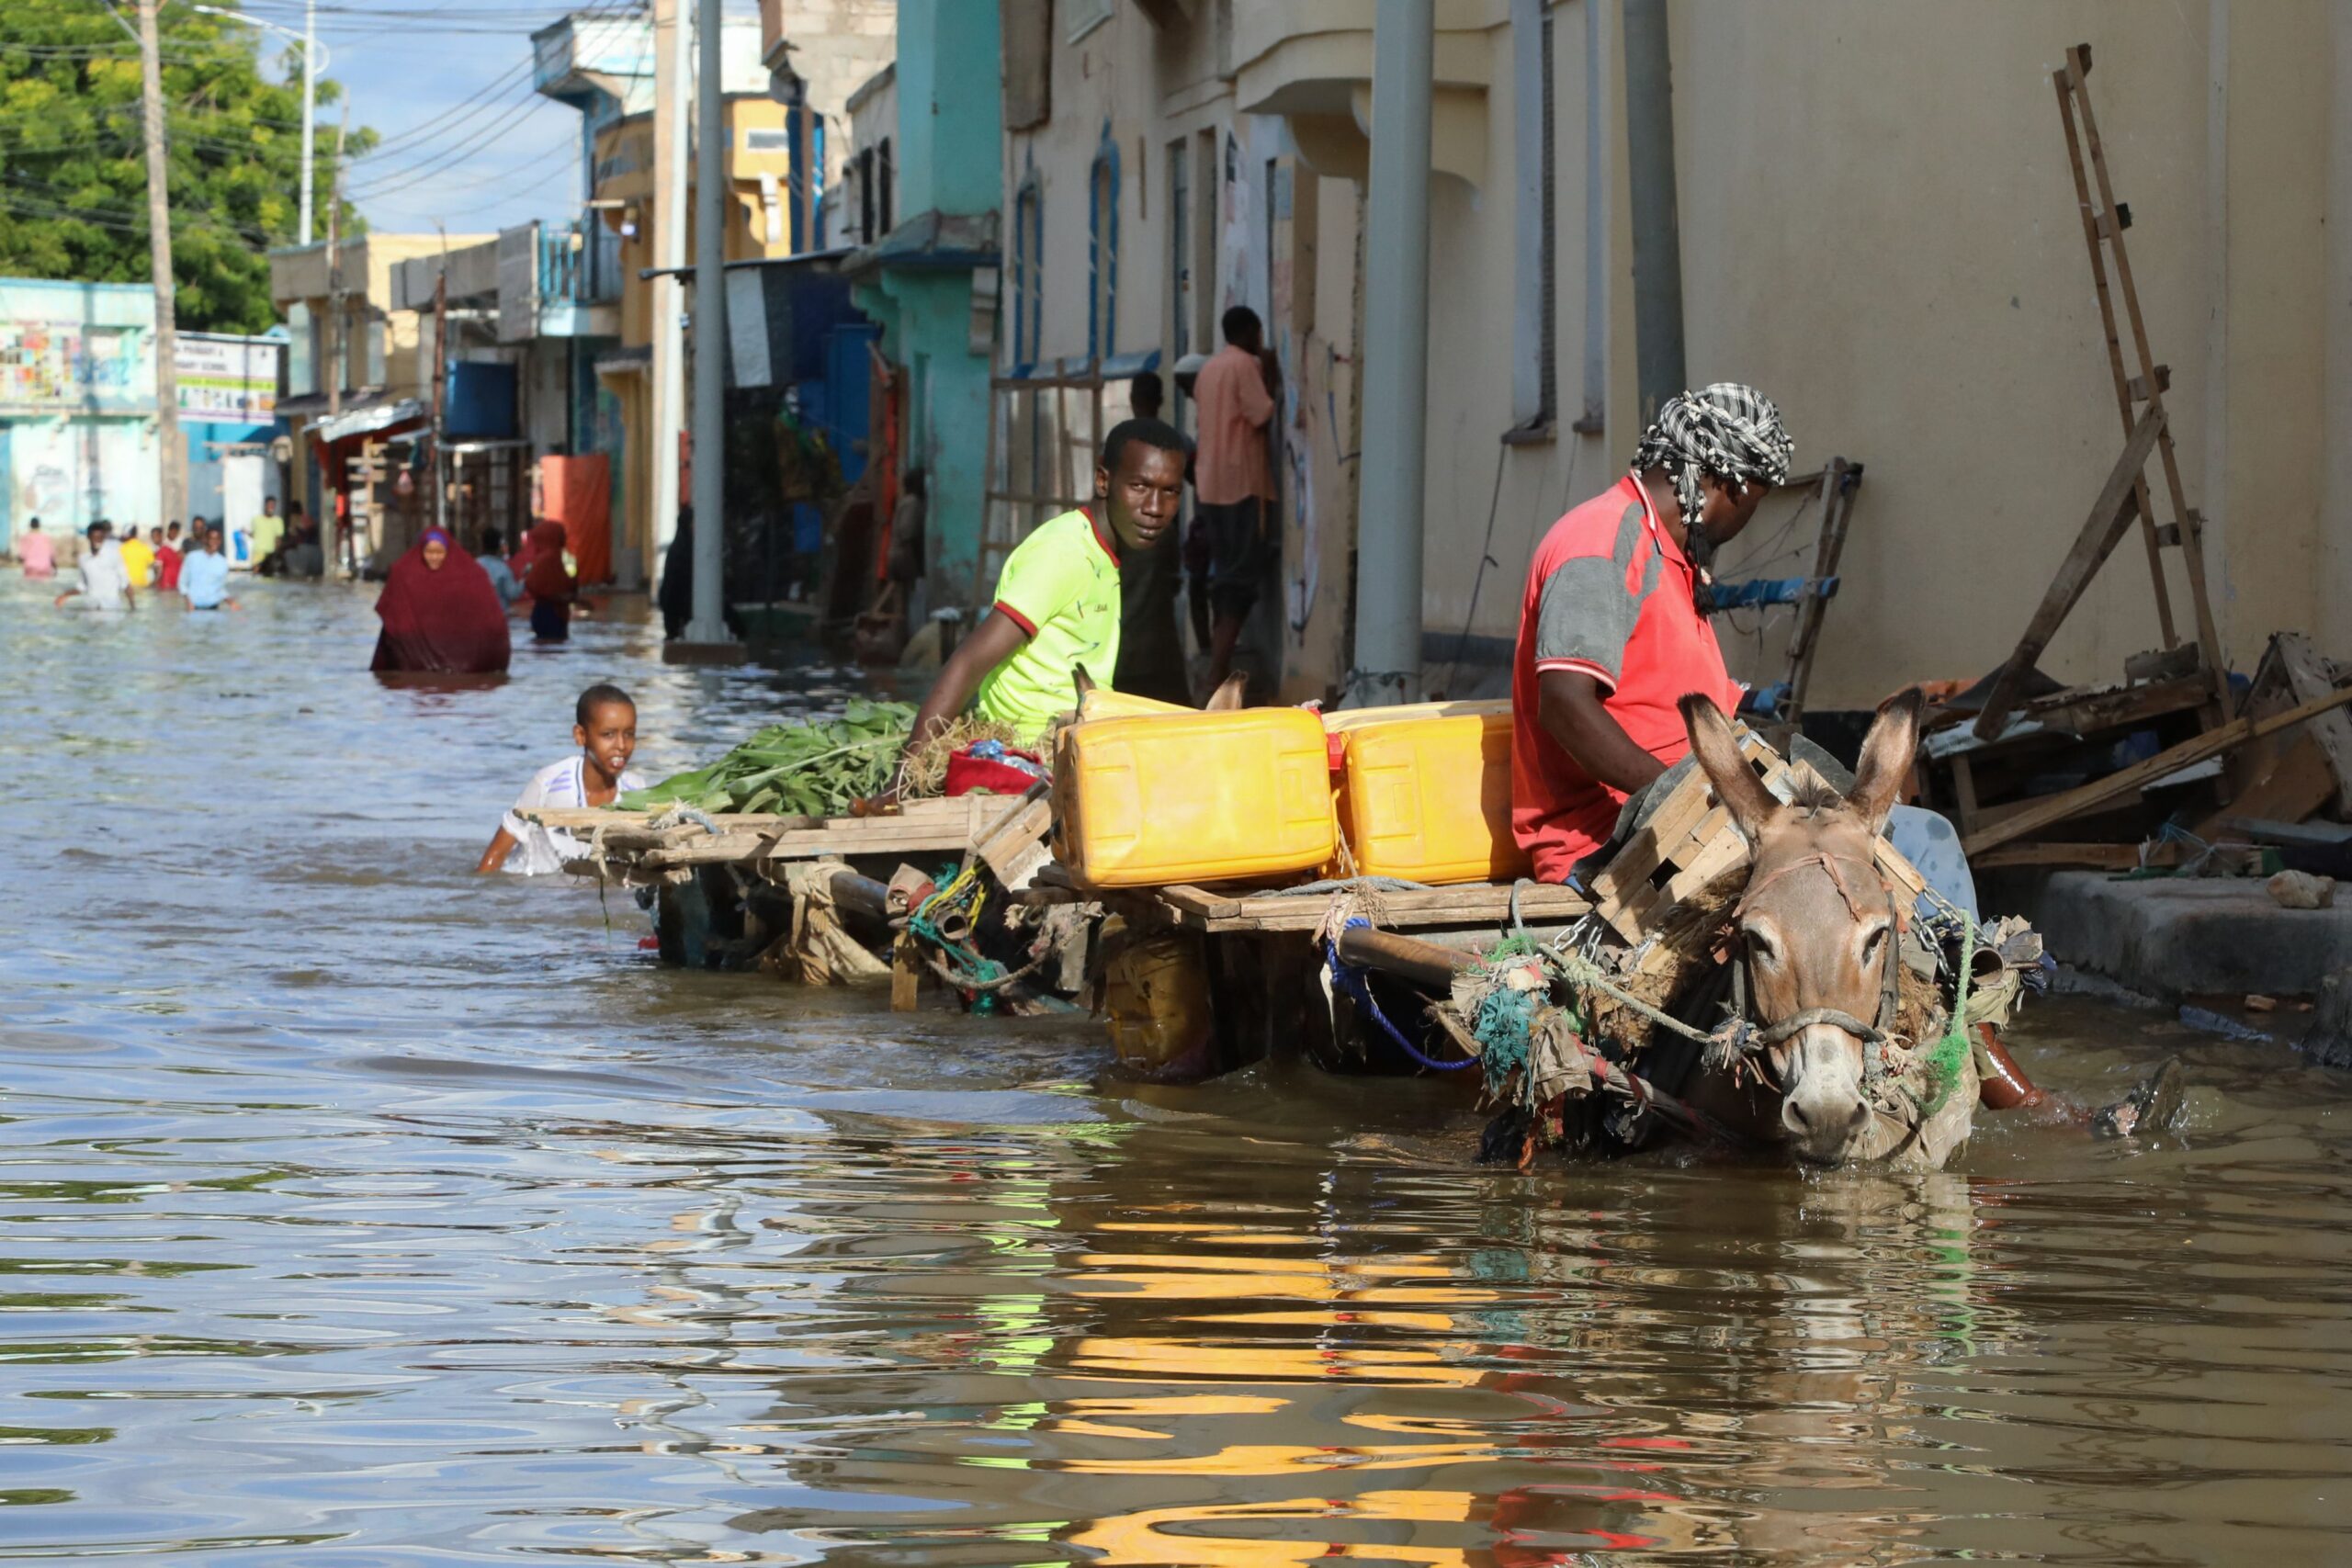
left=1677, top=689, right=1976, bottom=1168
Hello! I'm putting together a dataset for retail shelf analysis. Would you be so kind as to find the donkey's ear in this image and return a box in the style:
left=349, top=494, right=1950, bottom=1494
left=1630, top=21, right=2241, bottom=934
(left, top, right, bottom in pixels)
left=1679, top=693, right=1778, bottom=844
left=1847, top=688, right=1925, bottom=836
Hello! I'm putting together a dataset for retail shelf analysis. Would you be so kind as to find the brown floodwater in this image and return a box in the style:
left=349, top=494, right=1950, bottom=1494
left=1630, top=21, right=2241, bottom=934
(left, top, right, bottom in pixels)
left=2, top=575, right=2347, bottom=1564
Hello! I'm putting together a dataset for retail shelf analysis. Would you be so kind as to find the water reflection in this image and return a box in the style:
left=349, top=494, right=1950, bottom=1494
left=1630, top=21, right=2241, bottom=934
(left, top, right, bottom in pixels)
left=2, top=577, right=2349, bottom=1562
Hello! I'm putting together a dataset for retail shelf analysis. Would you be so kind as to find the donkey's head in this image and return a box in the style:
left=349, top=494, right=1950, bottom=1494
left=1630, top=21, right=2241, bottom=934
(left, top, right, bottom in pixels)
left=1678, top=691, right=1924, bottom=1164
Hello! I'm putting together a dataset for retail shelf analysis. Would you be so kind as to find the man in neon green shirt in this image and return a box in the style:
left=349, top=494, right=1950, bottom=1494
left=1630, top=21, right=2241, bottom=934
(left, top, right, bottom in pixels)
left=248, top=497, right=284, bottom=570
left=903, top=418, right=1188, bottom=761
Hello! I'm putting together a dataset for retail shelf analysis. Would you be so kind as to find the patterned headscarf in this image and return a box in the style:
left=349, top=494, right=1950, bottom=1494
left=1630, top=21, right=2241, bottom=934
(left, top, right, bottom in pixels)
left=1632, top=382, right=1794, bottom=531
left=1631, top=383, right=1792, bottom=609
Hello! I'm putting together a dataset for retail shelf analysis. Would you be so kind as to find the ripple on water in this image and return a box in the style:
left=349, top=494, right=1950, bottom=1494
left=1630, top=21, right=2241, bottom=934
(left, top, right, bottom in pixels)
left=2, top=581, right=2350, bottom=1561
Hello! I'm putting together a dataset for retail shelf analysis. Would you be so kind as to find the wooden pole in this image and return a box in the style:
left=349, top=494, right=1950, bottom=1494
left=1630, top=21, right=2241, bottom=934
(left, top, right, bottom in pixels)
left=431, top=267, right=448, bottom=537
left=1973, top=404, right=2165, bottom=741
left=136, top=0, right=185, bottom=526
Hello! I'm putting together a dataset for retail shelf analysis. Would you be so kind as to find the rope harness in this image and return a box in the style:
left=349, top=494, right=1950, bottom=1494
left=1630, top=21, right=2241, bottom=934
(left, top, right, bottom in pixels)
left=1728, top=850, right=1904, bottom=1055
left=1720, top=849, right=1907, bottom=1108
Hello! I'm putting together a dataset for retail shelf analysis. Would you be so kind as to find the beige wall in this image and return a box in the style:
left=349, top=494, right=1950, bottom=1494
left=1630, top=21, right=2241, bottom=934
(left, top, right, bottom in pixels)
left=1270, top=0, right=2345, bottom=707
left=996, top=1, right=2346, bottom=710
left=1005, top=7, right=1168, bottom=367
left=763, top=0, right=897, bottom=194
left=1672, top=0, right=2340, bottom=705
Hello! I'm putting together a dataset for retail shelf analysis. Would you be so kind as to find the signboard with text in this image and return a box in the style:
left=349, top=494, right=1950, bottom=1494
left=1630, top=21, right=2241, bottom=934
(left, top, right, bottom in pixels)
left=176, top=333, right=282, bottom=423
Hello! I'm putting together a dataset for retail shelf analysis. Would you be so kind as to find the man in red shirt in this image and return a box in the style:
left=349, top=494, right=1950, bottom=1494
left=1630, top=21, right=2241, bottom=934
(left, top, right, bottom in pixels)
left=1511, top=383, right=1794, bottom=882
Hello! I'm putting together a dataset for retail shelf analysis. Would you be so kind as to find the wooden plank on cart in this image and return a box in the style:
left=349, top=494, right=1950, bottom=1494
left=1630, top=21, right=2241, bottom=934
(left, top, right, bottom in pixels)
left=536, top=795, right=998, bottom=872
left=1157, top=882, right=1593, bottom=934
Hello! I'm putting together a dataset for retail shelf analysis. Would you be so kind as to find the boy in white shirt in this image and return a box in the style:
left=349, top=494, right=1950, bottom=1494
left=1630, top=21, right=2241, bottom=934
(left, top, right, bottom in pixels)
left=53, top=522, right=134, bottom=612
left=475, top=683, right=649, bottom=874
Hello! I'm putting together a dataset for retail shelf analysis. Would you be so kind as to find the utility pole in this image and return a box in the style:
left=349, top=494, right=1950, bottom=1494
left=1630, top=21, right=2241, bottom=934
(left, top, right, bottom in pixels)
left=324, top=103, right=348, bottom=421
left=650, top=0, right=687, bottom=599
left=300, top=0, right=318, bottom=243
left=136, top=0, right=185, bottom=527
left=684, top=0, right=732, bottom=649
left=430, top=268, right=448, bottom=537
left=323, top=99, right=350, bottom=571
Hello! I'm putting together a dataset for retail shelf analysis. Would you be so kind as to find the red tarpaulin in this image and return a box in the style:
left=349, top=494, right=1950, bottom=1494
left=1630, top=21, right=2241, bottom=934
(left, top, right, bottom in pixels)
left=539, top=455, right=612, bottom=586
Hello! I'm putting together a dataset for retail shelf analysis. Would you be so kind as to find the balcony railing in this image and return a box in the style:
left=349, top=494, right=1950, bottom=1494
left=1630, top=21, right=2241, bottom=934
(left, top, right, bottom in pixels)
left=537, top=220, right=623, bottom=309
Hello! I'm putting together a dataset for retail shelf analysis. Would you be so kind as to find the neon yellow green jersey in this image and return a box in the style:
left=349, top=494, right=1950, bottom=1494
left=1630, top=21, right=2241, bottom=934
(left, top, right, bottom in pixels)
left=975, top=507, right=1123, bottom=744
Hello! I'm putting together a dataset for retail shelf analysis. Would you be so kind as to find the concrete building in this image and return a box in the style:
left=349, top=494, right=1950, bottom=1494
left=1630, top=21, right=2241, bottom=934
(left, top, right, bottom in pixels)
left=270, top=231, right=492, bottom=568
left=0, top=278, right=161, bottom=547
left=759, top=0, right=899, bottom=245
left=359, top=11, right=653, bottom=581
left=831, top=63, right=897, bottom=252
left=983, top=0, right=2352, bottom=710
left=586, top=11, right=811, bottom=584
left=840, top=0, right=1003, bottom=607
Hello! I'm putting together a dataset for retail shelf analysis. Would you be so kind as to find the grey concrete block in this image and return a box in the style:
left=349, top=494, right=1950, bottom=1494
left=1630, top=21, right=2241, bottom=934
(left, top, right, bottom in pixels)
left=2029, top=871, right=2352, bottom=1000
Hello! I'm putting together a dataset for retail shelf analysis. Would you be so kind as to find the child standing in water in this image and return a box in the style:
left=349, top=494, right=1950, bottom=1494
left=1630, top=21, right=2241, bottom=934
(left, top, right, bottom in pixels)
left=475, top=682, right=649, bottom=874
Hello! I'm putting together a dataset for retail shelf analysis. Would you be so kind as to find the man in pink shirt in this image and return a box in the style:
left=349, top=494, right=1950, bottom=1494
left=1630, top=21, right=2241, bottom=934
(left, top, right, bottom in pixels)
left=1192, top=305, right=1280, bottom=691
left=14, top=517, right=56, bottom=579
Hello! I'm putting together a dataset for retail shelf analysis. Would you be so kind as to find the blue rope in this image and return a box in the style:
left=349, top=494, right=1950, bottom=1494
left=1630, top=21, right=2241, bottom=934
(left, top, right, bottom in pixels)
left=1323, top=918, right=1475, bottom=1073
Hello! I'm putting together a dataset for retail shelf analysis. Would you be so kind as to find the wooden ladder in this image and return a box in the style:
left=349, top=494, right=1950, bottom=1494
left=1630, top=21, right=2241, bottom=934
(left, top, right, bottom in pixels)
left=1973, top=42, right=2232, bottom=742
left=1777, top=456, right=1861, bottom=742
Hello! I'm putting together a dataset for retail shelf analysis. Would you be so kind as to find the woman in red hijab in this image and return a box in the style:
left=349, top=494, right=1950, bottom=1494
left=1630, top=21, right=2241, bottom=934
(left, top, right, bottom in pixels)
left=370, top=527, right=512, bottom=673
left=521, top=518, right=575, bottom=644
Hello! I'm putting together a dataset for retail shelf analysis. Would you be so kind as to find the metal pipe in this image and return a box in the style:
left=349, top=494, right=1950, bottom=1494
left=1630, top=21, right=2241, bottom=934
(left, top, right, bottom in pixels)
left=1336, top=925, right=1474, bottom=989
left=1347, top=0, right=1435, bottom=707
left=1577, top=0, right=1607, bottom=431
left=823, top=867, right=893, bottom=931
left=1622, top=0, right=1686, bottom=420
left=686, top=0, right=729, bottom=642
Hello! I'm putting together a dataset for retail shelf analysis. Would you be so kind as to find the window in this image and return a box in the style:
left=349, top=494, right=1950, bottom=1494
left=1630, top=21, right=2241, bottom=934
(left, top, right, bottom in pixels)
left=1012, top=169, right=1043, bottom=367
left=1001, top=0, right=1052, bottom=130
left=876, top=136, right=894, bottom=235
left=1088, top=130, right=1119, bottom=361
left=855, top=147, right=876, bottom=245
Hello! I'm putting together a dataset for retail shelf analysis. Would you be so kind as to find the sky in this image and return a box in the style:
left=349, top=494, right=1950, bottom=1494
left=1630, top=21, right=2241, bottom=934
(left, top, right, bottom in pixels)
left=227, top=0, right=762, bottom=241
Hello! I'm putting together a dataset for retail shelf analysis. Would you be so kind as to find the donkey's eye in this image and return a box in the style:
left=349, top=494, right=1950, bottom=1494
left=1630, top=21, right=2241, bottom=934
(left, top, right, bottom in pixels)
left=1860, top=924, right=1891, bottom=963
left=1744, top=926, right=1781, bottom=965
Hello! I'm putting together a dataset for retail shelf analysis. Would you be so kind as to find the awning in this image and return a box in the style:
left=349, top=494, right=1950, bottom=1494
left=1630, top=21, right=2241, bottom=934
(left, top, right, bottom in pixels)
left=637, top=245, right=855, bottom=283
left=311, top=395, right=427, bottom=446
left=594, top=344, right=651, bottom=380
left=839, top=209, right=1001, bottom=280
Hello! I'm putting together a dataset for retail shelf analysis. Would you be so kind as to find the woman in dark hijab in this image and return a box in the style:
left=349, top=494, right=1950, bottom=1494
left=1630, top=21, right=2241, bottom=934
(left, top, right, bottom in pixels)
left=370, top=527, right=511, bottom=673
left=522, top=519, right=574, bottom=643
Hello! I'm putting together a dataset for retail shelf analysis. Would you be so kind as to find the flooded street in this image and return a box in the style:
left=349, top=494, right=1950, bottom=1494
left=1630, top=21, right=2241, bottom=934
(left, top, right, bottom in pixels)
left=3, top=575, right=2348, bottom=1565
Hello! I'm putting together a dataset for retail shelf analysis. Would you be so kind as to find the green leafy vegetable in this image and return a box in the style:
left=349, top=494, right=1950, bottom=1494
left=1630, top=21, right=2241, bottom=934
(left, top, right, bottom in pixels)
left=619, top=700, right=915, bottom=818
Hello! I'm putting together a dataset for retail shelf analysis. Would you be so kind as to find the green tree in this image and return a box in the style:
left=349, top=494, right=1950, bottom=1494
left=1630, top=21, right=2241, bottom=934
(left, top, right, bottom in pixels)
left=0, top=2, right=377, bottom=334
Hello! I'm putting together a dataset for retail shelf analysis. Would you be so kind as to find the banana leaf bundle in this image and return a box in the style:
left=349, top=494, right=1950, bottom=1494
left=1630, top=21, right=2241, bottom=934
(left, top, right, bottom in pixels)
left=618, top=699, right=914, bottom=818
